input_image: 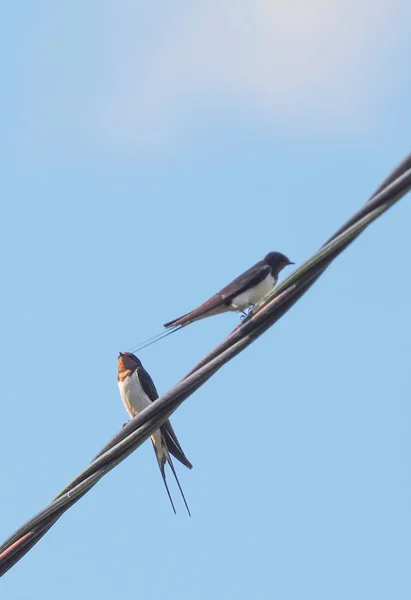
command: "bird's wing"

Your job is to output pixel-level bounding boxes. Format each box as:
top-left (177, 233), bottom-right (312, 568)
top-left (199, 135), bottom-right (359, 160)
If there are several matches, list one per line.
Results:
top-left (161, 421), bottom-right (193, 469)
top-left (218, 260), bottom-right (271, 301)
top-left (137, 365), bottom-right (159, 401)
top-left (164, 261), bottom-right (271, 328)
top-left (138, 366), bottom-right (192, 470)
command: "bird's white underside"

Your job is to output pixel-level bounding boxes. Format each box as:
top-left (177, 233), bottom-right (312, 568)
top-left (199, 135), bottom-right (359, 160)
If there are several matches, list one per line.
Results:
top-left (230, 273), bottom-right (276, 310)
top-left (118, 371), bottom-right (163, 453)
top-left (118, 370), bottom-right (151, 417)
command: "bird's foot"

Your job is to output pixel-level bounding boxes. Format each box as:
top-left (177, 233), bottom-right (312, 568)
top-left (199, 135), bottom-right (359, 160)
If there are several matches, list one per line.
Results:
top-left (240, 306), bottom-right (254, 320)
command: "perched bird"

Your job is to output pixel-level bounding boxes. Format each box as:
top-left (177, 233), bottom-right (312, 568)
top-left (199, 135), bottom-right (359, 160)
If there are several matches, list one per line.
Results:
top-left (164, 251), bottom-right (294, 329)
top-left (117, 351), bottom-right (192, 515)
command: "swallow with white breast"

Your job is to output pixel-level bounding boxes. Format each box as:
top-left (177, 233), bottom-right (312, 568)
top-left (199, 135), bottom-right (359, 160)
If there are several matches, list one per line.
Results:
top-left (164, 251), bottom-right (294, 329)
top-left (117, 352), bottom-right (192, 515)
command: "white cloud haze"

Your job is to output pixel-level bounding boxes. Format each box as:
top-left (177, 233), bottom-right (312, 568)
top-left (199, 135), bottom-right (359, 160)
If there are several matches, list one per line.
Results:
top-left (99, 0), bottom-right (408, 144)
top-left (15, 0), bottom-right (411, 153)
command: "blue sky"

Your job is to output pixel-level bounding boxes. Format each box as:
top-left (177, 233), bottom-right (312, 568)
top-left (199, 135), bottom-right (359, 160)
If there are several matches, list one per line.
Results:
top-left (2, 1), bottom-right (411, 598)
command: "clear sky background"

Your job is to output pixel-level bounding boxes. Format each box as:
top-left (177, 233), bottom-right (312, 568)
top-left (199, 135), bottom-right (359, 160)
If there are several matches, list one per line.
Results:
top-left (2, 2), bottom-right (411, 598)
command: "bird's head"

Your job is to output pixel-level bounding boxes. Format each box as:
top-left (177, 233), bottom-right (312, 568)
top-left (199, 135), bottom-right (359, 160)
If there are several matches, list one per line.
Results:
top-left (118, 351), bottom-right (142, 373)
top-left (264, 251), bottom-right (294, 274)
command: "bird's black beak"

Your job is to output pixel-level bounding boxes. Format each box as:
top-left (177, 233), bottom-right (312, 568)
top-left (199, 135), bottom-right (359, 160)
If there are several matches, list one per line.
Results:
top-left (118, 352), bottom-right (123, 357)
top-left (288, 261), bottom-right (295, 265)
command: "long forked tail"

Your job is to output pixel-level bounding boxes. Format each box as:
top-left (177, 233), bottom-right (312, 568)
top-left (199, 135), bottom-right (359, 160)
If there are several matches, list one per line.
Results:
top-left (164, 297), bottom-right (227, 329)
top-left (163, 310), bottom-right (195, 329)
top-left (166, 452), bottom-right (191, 517)
top-left (152, 440), bottom-right (177, 514)
top-left (152, 440), bottom-right (191, 516)
top-left (130, 296), bottom-right (228, 351)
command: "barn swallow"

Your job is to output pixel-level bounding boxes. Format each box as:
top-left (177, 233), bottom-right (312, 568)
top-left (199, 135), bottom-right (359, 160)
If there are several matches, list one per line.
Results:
top-left (164, 251), bottom-right (294, 329)
top-left (117, 351), bottom-right (192, 515)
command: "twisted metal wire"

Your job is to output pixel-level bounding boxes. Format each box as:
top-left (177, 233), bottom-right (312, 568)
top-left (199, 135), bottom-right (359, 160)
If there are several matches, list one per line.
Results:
top-left (1, 154), bottom-right (410, 576)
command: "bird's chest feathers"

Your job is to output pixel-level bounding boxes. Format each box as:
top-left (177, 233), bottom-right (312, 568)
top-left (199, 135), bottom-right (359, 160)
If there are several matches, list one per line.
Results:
top-left (231, 273), bottom-right (276, 309)
top-left (118, 371), bottom-right (151, 417)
